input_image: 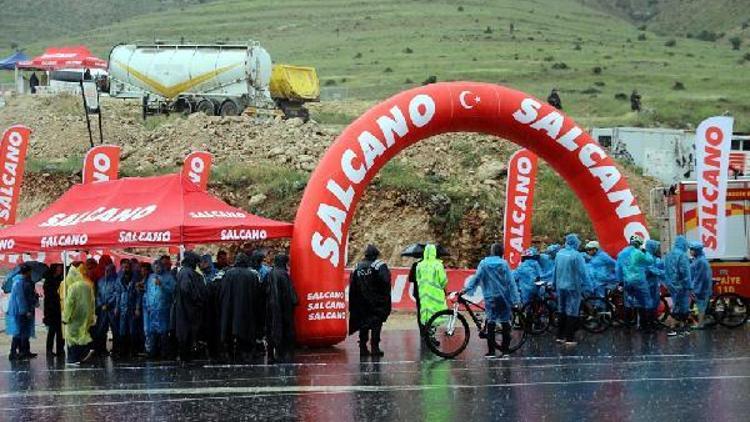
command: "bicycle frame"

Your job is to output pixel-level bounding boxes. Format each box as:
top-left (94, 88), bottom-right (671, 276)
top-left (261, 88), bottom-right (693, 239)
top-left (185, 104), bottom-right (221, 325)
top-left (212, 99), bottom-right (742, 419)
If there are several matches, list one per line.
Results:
top-left (452, 294), bottom-right (486, 331)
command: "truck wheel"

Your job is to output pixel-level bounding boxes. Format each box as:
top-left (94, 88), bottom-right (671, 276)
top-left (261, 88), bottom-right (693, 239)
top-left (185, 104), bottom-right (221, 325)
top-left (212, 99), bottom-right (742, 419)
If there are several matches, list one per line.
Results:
top-left (196, 99), bottom-right (216, 116)
top-left (220, 100), bottom-right (240, 117)
top-left (174, 98), bottom-right (193, 116)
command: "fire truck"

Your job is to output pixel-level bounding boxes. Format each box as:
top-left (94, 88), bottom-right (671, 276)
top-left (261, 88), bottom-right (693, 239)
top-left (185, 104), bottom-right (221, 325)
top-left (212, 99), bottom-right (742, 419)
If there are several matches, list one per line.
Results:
top-left (653, 177), bottom-right (750, 299)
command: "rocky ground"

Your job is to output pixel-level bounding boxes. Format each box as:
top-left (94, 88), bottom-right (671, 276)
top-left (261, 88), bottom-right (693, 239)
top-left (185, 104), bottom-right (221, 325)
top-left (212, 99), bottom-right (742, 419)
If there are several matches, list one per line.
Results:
top-left (1, 93), bottom-right (659, 267)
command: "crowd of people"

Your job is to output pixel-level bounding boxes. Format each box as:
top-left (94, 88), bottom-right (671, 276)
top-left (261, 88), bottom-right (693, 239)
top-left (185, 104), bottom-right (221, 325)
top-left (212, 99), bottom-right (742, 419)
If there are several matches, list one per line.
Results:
top-left (380, 234), bottom-right (713, 359)
top-left (5, 233), bottom-right (715, 364)
top-left (5, 248), bottom-right (298, 365)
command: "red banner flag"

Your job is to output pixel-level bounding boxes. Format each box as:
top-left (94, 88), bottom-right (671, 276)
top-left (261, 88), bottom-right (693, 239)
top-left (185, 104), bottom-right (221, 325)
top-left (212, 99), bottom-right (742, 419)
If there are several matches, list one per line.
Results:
top-left (503, 149), bottom-right (539, 269)
top-left (182, 151), bottom-right (213, 190)
top-left (82, 144), bottom-right (121, 184)
top-left (0, 125), bottom-right (31, 226)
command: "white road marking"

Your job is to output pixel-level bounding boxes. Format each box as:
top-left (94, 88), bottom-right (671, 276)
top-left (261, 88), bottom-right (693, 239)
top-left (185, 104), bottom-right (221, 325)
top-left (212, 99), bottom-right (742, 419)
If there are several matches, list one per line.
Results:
top-left (2, 373), bottom-right (749, 403)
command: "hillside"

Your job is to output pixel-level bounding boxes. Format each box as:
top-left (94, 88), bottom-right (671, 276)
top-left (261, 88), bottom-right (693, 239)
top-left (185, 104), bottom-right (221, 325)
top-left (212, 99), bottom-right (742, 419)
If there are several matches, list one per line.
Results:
top-left (5, 0), bottom-right (748, 130)
top-left (581, 0), bottom-right (750, 36)
top-left (0, 94), bottom-right (658, 267)
top-left (0, 0), bottom-right (214, 50)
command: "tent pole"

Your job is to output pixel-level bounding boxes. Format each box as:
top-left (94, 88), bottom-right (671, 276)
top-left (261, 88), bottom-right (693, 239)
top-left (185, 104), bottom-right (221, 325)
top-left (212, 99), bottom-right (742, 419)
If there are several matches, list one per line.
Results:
top-left (79, 80), bottom-right (94, 148)
top-left (62, 251), bottom-right (67, 280)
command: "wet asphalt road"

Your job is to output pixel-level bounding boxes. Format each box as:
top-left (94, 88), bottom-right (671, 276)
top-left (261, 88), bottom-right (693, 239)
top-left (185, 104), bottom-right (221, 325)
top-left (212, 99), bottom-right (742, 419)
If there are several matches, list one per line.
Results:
top-left (1, 325), bottom-right (749, 421)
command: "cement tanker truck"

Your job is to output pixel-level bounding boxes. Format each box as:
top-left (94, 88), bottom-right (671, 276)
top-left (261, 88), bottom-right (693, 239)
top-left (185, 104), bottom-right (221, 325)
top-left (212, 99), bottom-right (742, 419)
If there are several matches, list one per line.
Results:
top-left (108, 42), bottom-right (319, 119)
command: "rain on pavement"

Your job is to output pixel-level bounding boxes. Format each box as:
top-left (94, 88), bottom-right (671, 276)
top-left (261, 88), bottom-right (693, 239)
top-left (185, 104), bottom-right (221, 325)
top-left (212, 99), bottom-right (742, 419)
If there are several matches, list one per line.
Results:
top-left (1, 318), bottom-right (748, 421)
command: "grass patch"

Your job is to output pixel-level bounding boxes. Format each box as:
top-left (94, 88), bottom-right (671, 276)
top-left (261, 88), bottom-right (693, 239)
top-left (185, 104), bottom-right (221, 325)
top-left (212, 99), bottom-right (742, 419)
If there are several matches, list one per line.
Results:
top-left (26, 155), bottom-right (83, 174)
top-left (142, 114), bottom-right (185, 131)
top-left (310, 111), bottom-right (356, 125)
top-left (214, 162), bottom-right (308, 196)
top-left (532, 164), bottom-right (595, 242)
top-left (213, 162), bottom-right (309, 219)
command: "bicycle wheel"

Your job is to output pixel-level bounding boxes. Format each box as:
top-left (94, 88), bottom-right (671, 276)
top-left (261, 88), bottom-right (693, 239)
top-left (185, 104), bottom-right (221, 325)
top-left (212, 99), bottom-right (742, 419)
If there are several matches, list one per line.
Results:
top-left (494, 310), bottom-right (527, 354)
top-left (522, 301), bottom-right (551, 335)
top-left (714, 293), bottom-right (749, 328)
top-left (580, 297), bottom-right (613, 334)
top-left (424, 309), bottom-right (470, 359)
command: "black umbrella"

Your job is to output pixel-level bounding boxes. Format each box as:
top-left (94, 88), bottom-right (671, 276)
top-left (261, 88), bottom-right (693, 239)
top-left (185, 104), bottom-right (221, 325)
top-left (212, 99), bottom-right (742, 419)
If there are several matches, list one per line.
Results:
top-left (400, 243), bottom-right (451, 259)
top-left (11, 261), bottom-right (50, 283)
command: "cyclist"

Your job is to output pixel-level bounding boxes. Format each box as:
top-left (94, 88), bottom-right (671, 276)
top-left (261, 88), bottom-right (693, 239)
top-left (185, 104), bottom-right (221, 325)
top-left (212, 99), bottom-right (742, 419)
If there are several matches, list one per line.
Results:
top-left (515, 247), bottom-right (543, 305)
top-left (539, 244), bottom-right (561, 282)
top-left (689, 241), bottom-right (713, 330)
top-left (645, 240), bottom-right (665, 330)
top-left (416, 244), bottom-right (448, 344)
top-left (664, 236), bottom-right (692, 337)
top-left (583, 241), bottom-right (617, 299)
top-left (553, 234), bottom-right (589, 346)
top-left (462, 243), bottom-right (520, 358)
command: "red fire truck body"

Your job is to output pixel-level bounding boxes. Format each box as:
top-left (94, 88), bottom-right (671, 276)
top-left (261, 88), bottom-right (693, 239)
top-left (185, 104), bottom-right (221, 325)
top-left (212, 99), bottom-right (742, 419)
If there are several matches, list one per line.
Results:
top-left (666, 179), bottom-right (750, 298)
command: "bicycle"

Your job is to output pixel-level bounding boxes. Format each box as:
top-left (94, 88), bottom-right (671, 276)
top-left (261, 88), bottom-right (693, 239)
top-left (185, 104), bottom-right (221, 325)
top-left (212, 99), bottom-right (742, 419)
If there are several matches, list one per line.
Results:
top-left (689, 292), bottom-right (748, 328)
top-left (521, 281), bottom-right (559, 335)
top-left (424, 291), bottom-right (528, 359)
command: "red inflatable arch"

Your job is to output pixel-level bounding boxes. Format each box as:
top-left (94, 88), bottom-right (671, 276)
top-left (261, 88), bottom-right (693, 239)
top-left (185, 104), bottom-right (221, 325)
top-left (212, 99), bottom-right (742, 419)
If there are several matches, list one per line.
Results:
top-left (291, 82), bottom-right (649, 346)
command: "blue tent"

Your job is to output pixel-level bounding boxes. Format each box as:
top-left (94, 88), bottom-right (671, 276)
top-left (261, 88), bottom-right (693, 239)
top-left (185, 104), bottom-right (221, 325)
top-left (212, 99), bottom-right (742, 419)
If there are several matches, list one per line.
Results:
top-left (0, 51), bottom-right (29, 70)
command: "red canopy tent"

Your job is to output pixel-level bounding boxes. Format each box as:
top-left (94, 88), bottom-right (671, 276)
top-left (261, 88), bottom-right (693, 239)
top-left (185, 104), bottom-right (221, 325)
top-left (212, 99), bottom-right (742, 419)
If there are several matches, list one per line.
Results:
top-left (0, 174), bottom-right (293, 253)
top-left (16, 45), bottom-right (107, 71)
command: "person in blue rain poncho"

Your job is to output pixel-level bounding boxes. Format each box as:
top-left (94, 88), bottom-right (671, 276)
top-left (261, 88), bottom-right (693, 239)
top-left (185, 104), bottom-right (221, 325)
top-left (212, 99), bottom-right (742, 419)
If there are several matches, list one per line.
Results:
top-left (689, 241), bottom-right (713, 329)
top-left (552, 234), bottom-right (589, 346)
top-left (539, 244), bottom-right (561, 282)
top-left (95, 263), bottom-right (124, 356)
top-left (664, 236), bottom-right (692, 336)
top-left (6, 264), bottom-right (39, 359)
top-left (514, 248), bottom-right (543, 305)
top-left (645, 240), bottom-right (666, 330)
top-left (583, 241), bottom-right (617, 299)
top-left (462, 243), bottom-right (521, 358)
top-left (619, 235), bottom-right (656, 331)
top-left (143, 256), bottom-right (176, 359)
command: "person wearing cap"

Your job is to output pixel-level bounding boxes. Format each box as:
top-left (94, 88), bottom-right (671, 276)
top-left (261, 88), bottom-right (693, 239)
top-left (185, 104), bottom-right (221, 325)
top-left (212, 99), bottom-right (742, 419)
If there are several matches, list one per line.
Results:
top-left (553, 234), bottom-right (590, 346)
top-left (514, 247), bottom-right (543, 305)
top-left (583, 241), bottom-right (617, 299)
top-left (348, 245), bottom-right (392, 357)
top-left (688, 241), bottom-right (713, 329)
top-left (619, 235), bottom-right (656, 332)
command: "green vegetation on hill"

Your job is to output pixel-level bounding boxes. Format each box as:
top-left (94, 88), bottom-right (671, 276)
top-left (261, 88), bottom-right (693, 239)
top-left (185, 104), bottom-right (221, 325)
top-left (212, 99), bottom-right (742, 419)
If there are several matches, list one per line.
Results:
top-left (582, 0), bottom-right (750, 37)
top-left (0, 0), bottom-right (213, 50)
top-left (6, 0), bottom-right (746, 130)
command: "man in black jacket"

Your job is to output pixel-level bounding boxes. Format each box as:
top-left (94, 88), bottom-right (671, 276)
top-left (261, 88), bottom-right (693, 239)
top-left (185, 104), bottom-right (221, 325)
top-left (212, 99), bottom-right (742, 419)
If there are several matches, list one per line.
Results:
top-left (219, 253), bottom-right (261, 361)
top-left (265, 255), bottom-right (297, 363)
top-left (43, 264), bottom-right (65, 357)
top-left (172, 251), bottom-right (207, 362)
top-left (349, 245), bottom-right (392, 357)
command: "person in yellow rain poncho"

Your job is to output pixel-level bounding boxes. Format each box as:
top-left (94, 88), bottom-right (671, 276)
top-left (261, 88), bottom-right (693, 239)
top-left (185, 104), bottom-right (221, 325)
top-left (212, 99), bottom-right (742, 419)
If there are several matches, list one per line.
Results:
top-left (61, 265), bottom-right (96, 365)
top-left (416, 244), bottom-right (448, 341)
